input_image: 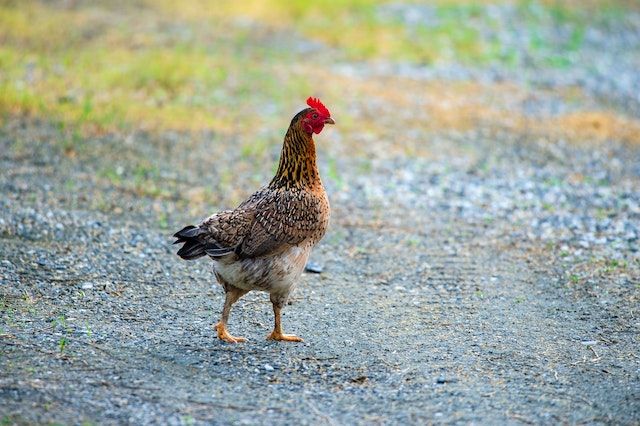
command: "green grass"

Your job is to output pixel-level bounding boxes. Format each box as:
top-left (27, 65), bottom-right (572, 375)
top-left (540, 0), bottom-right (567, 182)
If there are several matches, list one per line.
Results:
top-left (206, 0), bottom-right (490, 64)
top-left (0, 0), bottom-right (636, 134)
top-left (0, 1), bottom-right (313, 133)
top-left (98, 162), bottom-right (173, 199)
top-left (58, 337), bottom-right (68, 353)
top-left (208, 0), bottom-right (614, 66)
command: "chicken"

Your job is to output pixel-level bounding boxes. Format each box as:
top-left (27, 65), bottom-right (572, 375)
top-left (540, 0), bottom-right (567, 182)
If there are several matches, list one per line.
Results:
top-left (173, 97), bottom-right (334, 343)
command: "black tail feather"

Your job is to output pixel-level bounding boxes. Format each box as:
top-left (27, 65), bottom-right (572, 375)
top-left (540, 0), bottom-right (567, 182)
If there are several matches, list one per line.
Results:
top-left (204, 247), bottom-right (234, 257)
top-left (176, 240), bottom-right (206, 260)
top-left (173, 225), bottom-right (205, 259)
top-left (173, 225), bottom-right (233, 260)
top-left (173, 225), bottom-right (202, 239)
top-left (173, 225), bottom-right (201, 244)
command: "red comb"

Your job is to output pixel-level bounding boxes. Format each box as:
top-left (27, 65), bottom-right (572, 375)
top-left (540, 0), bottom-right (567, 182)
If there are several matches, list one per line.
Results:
top-left (306, 97), bottom-right (331, 117)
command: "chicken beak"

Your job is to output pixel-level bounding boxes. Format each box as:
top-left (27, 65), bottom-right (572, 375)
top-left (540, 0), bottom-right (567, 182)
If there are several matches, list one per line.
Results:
top-left (324, 117), bottom-right (335, 125)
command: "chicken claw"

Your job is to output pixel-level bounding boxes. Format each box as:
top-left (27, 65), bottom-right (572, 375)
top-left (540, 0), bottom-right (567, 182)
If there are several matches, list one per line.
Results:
top-left (215, 322), bottom-right (247, 343)
top-left (267, 331), bottom-right (303, 342)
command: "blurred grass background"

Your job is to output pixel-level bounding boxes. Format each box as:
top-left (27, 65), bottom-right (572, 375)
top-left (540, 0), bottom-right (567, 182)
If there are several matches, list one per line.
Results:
top-left (1, 0), bottom-right (639, 248)
top-left (1, 0), bottom-right (638, 139)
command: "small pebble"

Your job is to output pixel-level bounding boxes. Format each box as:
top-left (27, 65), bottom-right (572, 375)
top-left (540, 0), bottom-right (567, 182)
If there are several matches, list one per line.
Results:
top-left (305, 261), bottom-right (323, 274)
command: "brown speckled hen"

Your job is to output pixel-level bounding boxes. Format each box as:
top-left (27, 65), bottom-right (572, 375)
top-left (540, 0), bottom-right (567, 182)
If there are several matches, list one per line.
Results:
top-left (173, 97), bottom-right (334, 343)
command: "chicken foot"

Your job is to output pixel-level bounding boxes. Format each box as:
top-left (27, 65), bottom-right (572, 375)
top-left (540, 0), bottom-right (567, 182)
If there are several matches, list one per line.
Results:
top-left (215, 286), bottom-right (248, 343)
top-left (267, 297), bottom-right (303, 342)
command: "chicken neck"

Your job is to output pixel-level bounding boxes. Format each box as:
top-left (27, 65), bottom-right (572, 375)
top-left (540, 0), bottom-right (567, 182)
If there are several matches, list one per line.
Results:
top-left (270, 125), bottom-right (321, 190)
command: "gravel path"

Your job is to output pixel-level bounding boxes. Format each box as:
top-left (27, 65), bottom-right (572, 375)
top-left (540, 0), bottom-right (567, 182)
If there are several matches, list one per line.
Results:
top-left (1, 121), bottom-right (638, 424)
top-left (2, 2), bottom-right (640, 425)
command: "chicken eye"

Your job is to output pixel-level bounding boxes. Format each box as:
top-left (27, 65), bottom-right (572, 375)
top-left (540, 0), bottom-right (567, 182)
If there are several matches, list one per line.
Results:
top-left (312, 113), bottom-right (318, 119)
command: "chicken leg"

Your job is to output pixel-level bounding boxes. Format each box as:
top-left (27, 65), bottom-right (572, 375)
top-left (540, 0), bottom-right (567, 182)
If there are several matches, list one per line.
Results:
top-left (215, 285), bottom-right (248, 343)
top-left (267, 295), bottom-right (303, 342)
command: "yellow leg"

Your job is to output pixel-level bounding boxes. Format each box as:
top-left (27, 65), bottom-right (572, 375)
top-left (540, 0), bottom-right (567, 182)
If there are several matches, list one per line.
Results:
top-left (215, 286), bottom-right (248, 343)
top-left (267, 302), bottom-right (303, 342)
